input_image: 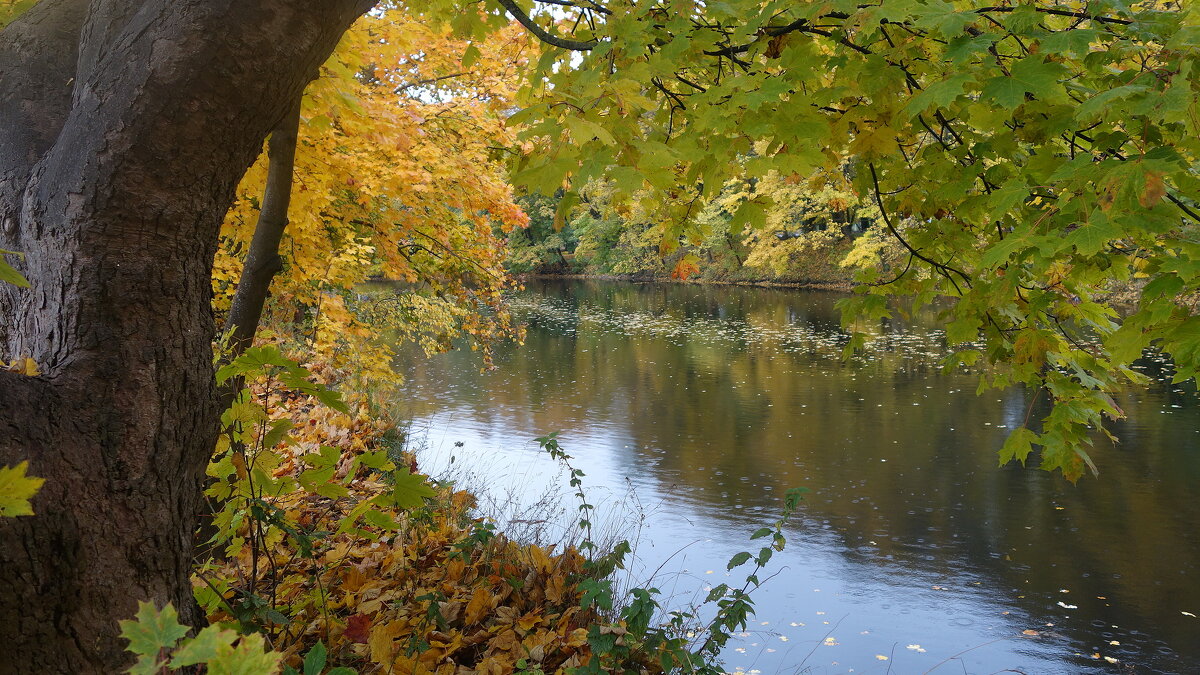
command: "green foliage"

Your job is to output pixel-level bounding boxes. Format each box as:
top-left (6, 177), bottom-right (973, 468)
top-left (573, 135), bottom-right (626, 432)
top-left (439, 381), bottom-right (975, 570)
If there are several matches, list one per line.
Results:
top-left (506, 192), bottom-right (581, 274)
top-left (216, 346), bottom-right (349, 414)
top-left (0, 249), bottom-right (29, 288)
top-left (510, 176), bottom-right (878, 283)
top-left (474, 0), bottom-right (1200, 479)
top-left (0, 0), bottom-right (36, 30)
top-left (119, 601), bottom-right (283, 675)
top-left (202, 344), bottom-right (435, 637)
top-left (383, 468), bottom-right (439, 509)
top-left (0, 461), bottom-right (43, 517)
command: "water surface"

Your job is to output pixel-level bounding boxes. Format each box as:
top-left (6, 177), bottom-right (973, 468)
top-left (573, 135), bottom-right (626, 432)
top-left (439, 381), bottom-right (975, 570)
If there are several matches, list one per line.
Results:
top-left (394, 279), bottom-right (1200, 674)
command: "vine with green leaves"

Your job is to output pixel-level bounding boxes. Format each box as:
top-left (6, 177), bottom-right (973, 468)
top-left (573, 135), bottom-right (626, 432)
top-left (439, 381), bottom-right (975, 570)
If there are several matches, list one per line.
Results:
top-left (537, 432), bottom-right (807, 674)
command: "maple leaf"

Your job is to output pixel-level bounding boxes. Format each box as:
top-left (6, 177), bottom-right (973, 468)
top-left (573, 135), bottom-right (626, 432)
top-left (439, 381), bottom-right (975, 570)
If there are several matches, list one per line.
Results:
top-left (1140, 171), bottom-right (1167, 208)
top-left (0, 461), bottom-right (44, 517)
top-left (0, 248), bottom-right (29, 288)
top-left (981, 57), bottom-right (1067, 109)
top-left (119, 602), bottom-right (189, 658)
top-left (389, 468), bottom-right (438, 509)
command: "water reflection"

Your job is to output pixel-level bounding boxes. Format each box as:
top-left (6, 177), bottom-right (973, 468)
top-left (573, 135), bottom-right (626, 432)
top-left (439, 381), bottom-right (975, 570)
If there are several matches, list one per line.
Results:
top-left (395, 279), bottom-right (1200, 674)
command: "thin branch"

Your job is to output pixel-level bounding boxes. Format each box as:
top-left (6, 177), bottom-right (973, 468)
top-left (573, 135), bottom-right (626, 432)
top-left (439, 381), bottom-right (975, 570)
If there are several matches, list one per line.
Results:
top-left (975, 6), bottom-right (1132, 25)
top-left (498, 0), bottom-right (598, 51)
top-left (535, 0), bottom-right (611, 15)
top-left (869, 162), bottom-right (971, 290)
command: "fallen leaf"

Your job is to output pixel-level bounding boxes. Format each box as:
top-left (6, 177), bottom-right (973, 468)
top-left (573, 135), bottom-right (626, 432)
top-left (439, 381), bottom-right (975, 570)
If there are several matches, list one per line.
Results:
top-left (344, 613), bottom-right (371, 643)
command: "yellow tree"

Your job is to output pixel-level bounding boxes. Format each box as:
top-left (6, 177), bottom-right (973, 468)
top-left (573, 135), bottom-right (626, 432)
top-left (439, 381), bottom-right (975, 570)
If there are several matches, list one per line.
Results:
top-left (215, 11), bottom-right (532, 387)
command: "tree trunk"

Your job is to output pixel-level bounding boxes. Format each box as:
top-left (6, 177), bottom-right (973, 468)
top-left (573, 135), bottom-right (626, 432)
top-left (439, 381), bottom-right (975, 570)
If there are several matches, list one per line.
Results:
top-left (0, 1), bottom-right (373, 672)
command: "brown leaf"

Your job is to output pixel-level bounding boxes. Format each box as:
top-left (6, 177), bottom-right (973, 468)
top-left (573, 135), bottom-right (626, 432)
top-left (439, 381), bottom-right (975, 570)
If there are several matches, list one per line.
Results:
top-left (1140, 171), bottom-right (1166, 208)
top-left (764, 33), bottom-right (789, 59)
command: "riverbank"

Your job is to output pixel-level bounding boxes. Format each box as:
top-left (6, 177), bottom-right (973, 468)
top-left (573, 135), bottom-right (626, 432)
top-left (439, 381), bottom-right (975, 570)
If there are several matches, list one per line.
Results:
top-left (519, 272), bottom-right (855, 292)
top-left (195, 355), bottom-right (705, 674)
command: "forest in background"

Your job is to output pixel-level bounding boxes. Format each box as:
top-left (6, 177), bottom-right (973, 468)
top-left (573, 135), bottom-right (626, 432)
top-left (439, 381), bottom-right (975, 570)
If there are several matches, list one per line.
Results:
top-left (505, 174), bottom-right (891, 287)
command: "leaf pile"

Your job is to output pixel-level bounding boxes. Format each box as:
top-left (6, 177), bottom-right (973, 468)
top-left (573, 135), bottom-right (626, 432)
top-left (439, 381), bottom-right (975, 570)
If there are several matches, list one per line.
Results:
top-left (197, 353), bottom-right (660, 674)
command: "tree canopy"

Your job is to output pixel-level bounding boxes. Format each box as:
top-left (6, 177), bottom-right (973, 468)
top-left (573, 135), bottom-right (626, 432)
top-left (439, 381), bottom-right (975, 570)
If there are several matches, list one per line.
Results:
top-left (214, 10), bottom-right (532, 386)
top-left (451, 0), bottom-right (1200, 479)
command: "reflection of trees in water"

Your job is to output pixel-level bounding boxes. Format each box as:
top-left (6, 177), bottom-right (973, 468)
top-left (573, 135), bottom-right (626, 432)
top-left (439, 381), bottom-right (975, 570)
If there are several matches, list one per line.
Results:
top-left (399, 279), bottom-right (1200, 672)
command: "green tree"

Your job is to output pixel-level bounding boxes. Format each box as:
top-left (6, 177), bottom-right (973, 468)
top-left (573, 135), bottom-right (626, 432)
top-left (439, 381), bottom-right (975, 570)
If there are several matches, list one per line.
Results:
top-left (485, 0), bottom-right (1200, 479)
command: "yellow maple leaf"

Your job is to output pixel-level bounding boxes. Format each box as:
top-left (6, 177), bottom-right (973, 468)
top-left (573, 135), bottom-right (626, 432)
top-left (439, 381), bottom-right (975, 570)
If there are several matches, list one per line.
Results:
top-left (0, 461), bottom-right (44, 517)
top-left (368, 620), bottom-right (401, 664)
top-left (464, 585), bottom-right (494, 625)
top-left (3, 357), bottom-right (39, 376)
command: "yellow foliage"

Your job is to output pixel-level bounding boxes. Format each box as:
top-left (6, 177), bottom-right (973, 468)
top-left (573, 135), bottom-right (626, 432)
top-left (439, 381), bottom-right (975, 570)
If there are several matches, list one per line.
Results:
top-left (215, 12), bottom-right (534, 386)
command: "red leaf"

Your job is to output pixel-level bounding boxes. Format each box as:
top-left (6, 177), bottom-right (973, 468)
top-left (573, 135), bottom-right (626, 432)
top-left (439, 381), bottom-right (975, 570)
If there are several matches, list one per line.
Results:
top-left (344, 613), bottom-right (371, 643)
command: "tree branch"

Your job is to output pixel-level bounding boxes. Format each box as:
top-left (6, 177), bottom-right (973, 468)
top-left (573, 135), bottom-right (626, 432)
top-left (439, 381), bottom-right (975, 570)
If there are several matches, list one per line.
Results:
top-left (224, 96), bottom-right (303, 362)
top-left (497, 0), bottom-right (598, 51)
top-left (0, 0), bottom-right (87, 206)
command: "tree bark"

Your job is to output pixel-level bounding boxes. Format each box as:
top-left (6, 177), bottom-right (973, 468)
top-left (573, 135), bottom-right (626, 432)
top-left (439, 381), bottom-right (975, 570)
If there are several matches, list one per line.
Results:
top-left (225, 96), bottom-right (303, 359)
top-left (0, 1), bottom-right (374, 672)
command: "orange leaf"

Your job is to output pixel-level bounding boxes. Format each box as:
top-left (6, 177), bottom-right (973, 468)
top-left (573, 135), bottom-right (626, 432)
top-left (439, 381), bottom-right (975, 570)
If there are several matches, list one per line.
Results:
top-left (671, 255), bottom-right (700, 280)
top-left (464, 586), bottom-right (494, 625)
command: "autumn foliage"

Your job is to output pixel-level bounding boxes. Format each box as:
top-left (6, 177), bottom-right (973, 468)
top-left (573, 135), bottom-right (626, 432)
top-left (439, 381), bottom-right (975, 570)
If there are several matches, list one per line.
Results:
top-left (192, 347), bottom-right (661, 674)
top-left (213, 11), bottom-right (532, 386)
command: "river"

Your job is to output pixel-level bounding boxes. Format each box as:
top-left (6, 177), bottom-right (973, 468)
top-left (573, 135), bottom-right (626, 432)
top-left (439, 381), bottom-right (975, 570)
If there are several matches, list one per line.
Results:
top-left (392, 278), bottom-right (1200, 674)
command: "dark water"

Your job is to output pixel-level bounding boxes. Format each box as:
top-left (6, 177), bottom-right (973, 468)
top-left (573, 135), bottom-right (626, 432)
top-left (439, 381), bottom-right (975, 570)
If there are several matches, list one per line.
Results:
top-left (394, 279), bottom-right (1200, 674)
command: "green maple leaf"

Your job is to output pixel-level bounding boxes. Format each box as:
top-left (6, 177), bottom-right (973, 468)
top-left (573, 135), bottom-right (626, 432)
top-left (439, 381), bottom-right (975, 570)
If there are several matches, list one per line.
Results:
top-left (904, 73), bottom-right (974, 118)
top-left (913, 0), bottom-right (973, 36)
top-left (1066, 213), bottom-right (1119, 256)
top-left (118, 602), bottom-right (189, 658)
top-left (981, 57), bottom-right (1066, 109)
top-left (169, 626), bottom-right (238, 668)
top-left (1038, 28), bottom-right (1100, 56)
top-left (390, 469), bottom-right (438, 510)
top-left (0, 461), bottom-right (44, 517)
top-left (204, 633), bottom-right (282, 675)
top-left (999, 427), bottom-right (1040, 466)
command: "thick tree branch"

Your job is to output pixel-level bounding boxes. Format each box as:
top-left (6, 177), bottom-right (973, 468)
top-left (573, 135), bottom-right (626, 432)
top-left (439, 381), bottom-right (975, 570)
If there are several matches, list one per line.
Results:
top-left (224, 96), bottom-right (303, 362)
top-left (0, 0), bottom-right (87, 226)
top-left (74, 0), bottom-right (155, 85)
